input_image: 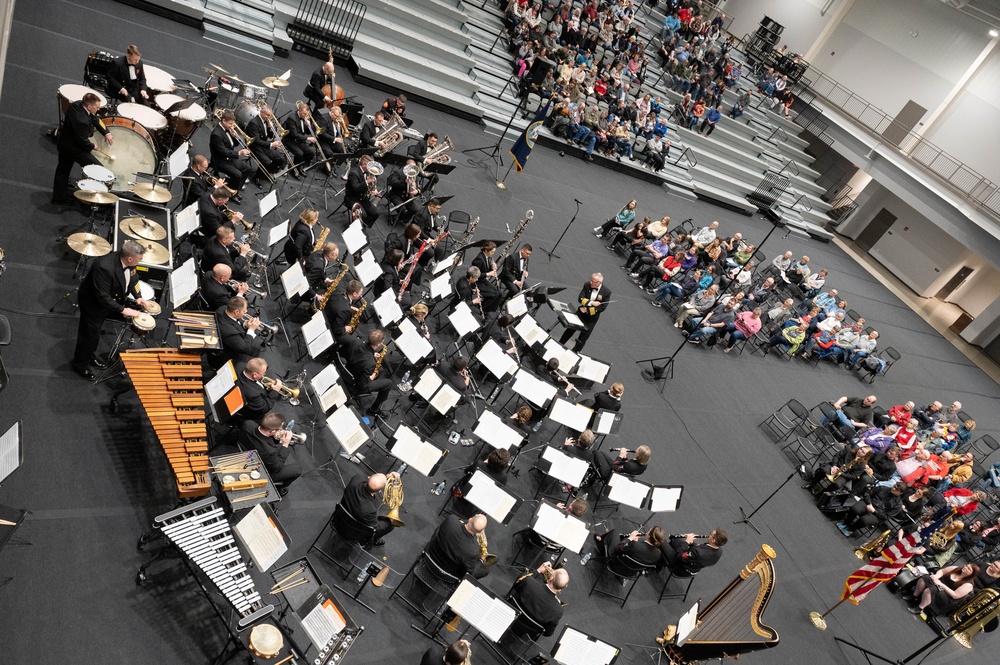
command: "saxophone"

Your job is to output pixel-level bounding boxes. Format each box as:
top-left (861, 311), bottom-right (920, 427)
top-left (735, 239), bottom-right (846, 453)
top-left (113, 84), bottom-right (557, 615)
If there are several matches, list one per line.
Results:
top-left (347, 297), bottom-right (367, 330)
top-left (312, 262), bottom-right (350, 313)
top-left (372, 342), bottom-right (388, 379)
top-left (312, 226), bottom-right (330, 253)
top-left (476, 531), bottom-right (499, 567)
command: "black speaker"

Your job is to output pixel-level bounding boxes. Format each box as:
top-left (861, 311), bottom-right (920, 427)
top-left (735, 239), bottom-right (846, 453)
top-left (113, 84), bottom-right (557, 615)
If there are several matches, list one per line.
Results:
top-left (528, 57), bottom-right (555, 86)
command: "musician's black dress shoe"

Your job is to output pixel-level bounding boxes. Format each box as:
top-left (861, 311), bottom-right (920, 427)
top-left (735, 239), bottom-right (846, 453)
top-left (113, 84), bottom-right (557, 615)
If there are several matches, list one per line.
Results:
top-left (231, 193), bottom-right (243, 205)
top-left (372, 539), bottom-right (386, 548)
top-left (91, 358), bottom-right (108, 369)
top-left (75, 367), bottom-right (97, 381)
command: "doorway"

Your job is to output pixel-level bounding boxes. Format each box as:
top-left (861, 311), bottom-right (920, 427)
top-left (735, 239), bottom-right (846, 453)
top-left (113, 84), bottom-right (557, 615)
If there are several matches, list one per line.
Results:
top-left (856, 208), bottom-right (896, 252)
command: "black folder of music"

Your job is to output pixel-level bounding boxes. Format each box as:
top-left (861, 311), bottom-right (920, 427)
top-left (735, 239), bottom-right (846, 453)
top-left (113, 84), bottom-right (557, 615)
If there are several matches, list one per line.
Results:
top-left (551, 625), bottom-right (620, 665)
top-left (293, 584), bottom-right (364, 665)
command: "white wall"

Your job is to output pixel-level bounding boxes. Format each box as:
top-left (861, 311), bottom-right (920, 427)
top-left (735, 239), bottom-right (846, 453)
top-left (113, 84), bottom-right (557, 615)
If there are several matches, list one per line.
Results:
top-left (723, 0), bottom-right (836, 55)
top-left (0, 0), bottom-right (15, 101)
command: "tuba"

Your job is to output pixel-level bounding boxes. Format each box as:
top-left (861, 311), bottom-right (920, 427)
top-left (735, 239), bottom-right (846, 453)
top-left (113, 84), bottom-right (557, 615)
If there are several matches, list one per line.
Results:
top-left (476, 531), bottom-right (498, 567)
top-left (379, 475), bottom-right (405, 527)
top-left (373, 112), bottom-right (406, 157)
top-left (951, 588), bottom-right (1000, 648)
top-left (422, 136), bottom-right (455, 166)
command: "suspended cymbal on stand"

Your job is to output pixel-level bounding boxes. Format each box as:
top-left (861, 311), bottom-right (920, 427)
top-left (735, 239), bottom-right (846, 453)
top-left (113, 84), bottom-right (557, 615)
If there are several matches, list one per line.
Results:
top-left (262, 76), bottom-right (289, 89)
top-left (120, 216), bottom-right (167, 241)
top-left (207, 63), bottom-right (230, 75)
top-left (131, 183), bottom-right (173, 204)
top-left (138, 241), bottom-right (170, 266)
top-left (73, 190), bottom-right (120, 206)
top-left (67, 233), bottom-right (112, 257)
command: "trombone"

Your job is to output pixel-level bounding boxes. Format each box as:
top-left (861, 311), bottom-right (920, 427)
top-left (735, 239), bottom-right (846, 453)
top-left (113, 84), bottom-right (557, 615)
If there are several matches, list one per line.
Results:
top-left (215, 108), bottom-right (274, 183)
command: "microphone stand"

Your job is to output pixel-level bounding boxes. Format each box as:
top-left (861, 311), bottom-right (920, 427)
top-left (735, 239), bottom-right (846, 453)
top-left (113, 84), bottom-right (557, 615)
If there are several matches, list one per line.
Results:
top-left (732, 469), bottom-right (797, 535)
top-left (541, 199), bottom-right (581, 261)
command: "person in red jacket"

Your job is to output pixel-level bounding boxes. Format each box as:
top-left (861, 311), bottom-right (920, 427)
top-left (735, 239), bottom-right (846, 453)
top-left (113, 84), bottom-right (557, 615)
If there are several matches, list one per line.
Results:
top-left (943, 488), bottom-right (987, 516)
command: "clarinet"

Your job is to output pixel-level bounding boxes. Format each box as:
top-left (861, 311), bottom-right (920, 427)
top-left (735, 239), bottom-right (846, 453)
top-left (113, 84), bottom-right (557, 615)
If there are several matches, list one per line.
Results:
top-left (492, 210), bottom-right (534, 287)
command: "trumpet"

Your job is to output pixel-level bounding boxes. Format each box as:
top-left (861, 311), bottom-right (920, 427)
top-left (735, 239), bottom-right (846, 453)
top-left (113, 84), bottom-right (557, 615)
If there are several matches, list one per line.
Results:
top-left (202, 171), bottom-right (237, 197)
top-left (275, 428), bottom-right (307, 444)
top-left (227, 279), bottom-right (266, 298)
top-left (233, 240), bottom-right (264, 261)
top-left (221, 204), bottom-right (253, 231)
top-left (261, 376), bottom-right (301, 403)
top-left (241, 313), bottom-right (278, 334)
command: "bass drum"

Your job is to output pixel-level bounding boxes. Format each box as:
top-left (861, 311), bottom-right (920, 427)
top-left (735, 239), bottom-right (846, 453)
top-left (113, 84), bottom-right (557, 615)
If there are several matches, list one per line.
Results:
top-left (234, 99), bottom-right (259, 128)
top-left (90, 117), bottom-right (158, 192)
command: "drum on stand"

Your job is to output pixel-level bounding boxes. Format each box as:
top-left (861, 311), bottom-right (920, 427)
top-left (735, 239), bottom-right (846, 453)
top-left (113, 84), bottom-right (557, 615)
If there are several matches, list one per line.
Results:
top-left (144, 65), bottom-right (177, 94)
top-left (58, 84), bottom-right (108, 116)
top-left (76, 179), bottom-right (109, 193)
top-left (91, 117), bottom-right (159, 191)
top-left (216, 78), bottom-right (241, 109)
top-left (155, 93), bottom-right (207, 147)
top-left (234, 99), bottom-right (259, 127)
top-left (82, 164), bottom-right (116, 189)
top-left (117, 103), bottom-right (168, 133)
top-left (239, 82), bottom-right (268, 104)
top-left (130, 312), bottom-right (157, 337)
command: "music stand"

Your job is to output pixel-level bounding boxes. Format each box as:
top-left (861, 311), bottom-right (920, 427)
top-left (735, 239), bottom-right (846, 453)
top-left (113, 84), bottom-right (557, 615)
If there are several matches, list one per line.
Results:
top-left (444, 575), bottom-right (518, 643)
top-left (552, 625), bottom-right (621, 665)
top-left (386, 424), bottom-right (448, 477)
top-left (462, 469), bottom-right (523, 525)
top-left (535, 446), bottom-right (590, 500)
top-left (232, 502), bottom-right (290, 572)
top-left (0, 505), bottom-right (29, 589)
top-left (335, 545), bottom-right (401, 613)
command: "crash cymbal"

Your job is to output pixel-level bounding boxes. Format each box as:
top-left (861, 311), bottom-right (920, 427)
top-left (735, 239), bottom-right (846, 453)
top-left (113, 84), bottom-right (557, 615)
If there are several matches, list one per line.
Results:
top-left (73, 190), bottom-right (119, 205)
top-left (262, 76), bottom-right (289, 88)
top-left (120, 216), bottom-right (167, 241)
top-left (208, 63), bottom-right (230, 75)
top-left (138, 241), bottom-right (170, 266)
top-left (67, 232), bottom-right (112, 257)
top-left (131, 183), bottom-right (173, 204)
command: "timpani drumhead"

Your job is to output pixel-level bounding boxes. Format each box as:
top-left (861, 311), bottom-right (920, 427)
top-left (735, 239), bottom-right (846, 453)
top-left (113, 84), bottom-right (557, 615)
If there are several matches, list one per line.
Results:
top-left (58, 84), bottom-right (107, 114)
top-left (91, 117), bottom-right (158, 191)
top-left (144, 65), bottom-right (177, 93)
top-left (118, 102), bottom-right (168, 131)
top-left (248, 624), bottom-right (283, 659)
top-left (82, 164), bottom-right (115, 186)
top-left (76, 179), bottom-right (109, 192)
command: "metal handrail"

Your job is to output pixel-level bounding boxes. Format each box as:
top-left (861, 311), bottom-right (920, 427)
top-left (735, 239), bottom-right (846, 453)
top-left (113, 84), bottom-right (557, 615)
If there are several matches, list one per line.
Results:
top-left (798, 68), bottom-right (1000, 221)
top-left (777, 159), bottom-right (799, 178)
top-left (767, 125), bottom-right (787, 143)
top-left (672, 146), bottom-right (698, 168)
top-left (790, 194), bottom-right (812, 213)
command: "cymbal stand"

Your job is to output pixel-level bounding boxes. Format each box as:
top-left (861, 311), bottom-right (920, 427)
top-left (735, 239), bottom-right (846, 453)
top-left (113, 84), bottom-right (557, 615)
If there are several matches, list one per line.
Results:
top-left (95, 321), bottom-right (147, 386)
top-left (278, 160), bottom-right (318, 213)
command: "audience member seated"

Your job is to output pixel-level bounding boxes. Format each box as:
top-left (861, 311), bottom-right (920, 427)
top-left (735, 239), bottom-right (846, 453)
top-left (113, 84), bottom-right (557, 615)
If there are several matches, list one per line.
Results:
top-left (905, 564), bottom-right (979, 617)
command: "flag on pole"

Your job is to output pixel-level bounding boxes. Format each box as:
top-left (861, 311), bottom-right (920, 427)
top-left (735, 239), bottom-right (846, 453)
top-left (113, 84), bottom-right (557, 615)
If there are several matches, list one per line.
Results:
top-left (840, 510), bottom-right (952, 605)
top-left (509, 100), bottom-right (551, 173)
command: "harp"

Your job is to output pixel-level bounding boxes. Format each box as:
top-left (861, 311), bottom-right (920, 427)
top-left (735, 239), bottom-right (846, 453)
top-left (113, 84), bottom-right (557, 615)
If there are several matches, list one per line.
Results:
top-left (658, 545), bottom-right (779, 664)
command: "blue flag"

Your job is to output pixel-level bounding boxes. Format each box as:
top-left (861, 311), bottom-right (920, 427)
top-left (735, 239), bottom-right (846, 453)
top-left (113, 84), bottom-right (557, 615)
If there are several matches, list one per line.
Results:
top-left (510, 100), bottom-right (551, 173)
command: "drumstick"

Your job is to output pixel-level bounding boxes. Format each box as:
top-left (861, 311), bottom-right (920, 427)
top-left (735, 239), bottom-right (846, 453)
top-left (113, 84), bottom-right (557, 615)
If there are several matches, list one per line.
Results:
top-left (273, 655), bottom-right (294, 665)
top-left (270, 578), bottom-right (309, 594)
top-left (0, 519), bottom-right (16, 526)
top-left (93, 146), bottom-right (116, 162)
top-left (271, 565), bottom-right (308, 590)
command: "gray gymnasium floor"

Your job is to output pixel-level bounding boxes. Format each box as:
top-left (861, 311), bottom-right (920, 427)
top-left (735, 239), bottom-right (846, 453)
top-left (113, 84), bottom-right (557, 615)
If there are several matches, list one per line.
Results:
top-left (1, 1), bottom-right (998, 664)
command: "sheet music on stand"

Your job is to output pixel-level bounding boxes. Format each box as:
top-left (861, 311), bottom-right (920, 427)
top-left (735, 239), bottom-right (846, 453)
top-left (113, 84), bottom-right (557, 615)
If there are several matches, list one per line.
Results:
top-left (433, 253), bottom-right (458, 275)
top-left (167, 142), bottom-right (189, 180)
top-left (675, 601), bottom-right (701, 647)
top-left (465, 469), bottom-right (521, 525)
top-left (531, 499), bottom-right (589, 554)
top-left (387, 424), bottom-right (446, 476)
top-left (514, 314), bottom-right (549, 348)
top-left (205, 361), bottom-right (238, 422)
top-left (259, 190), bottom-right (278, 219)
top-left (649, 485), bottom-right (684, 512)
top-left (342, 220), bottom-right (368, 254)
top-left (326, 405), bottom-right (370, 455)
top-left (446, 576), bottom-right (517, 643)
top-left (607, 473), bottom-right (651, 509)
top-left (593, 409), bottom-right (622, 436)
top-left (543, 340), bottom-right (580, 375)
top-left (552, 625), bottom-right (620, 665)
top-left (354, 249), bottom-right (382, 286)
top-left (268, 219), bottom-right (290, 247)
top-left (472, 410), bottom-right (524, 451)
top-left (414, 368), bottom-right (443, 401)
top-left (233, 502), bottom-right (290, 572)
top-left (0, 421), bottom-right (23, 484)
top-left (373, 289), bottom-right (404, 326)
top-left (475, 339), bottom-right (518, 381)
top-left (539, 446), bottom-right (590, 488)
top-left (301, 310), bottom-right (333, 358)
top-left (511, 369), bottom-right (557, 409)
top-left (549, 398), bottom-right (593, 432)
top-left (298, 584), bottom-right (350, 651)
top-left (311, 364), bottom-right (347, 413)
top-left (173, 202), bottom-right (198, 240)
top-left (280, 261), bottom-right (309, 298)
top-left (168, 257), bottom-right (198, 308)
top-left (428, 272), bottom-right (452, 300)
top-left (558, 310), bottom-right (585, 331)
top-left (572, 355), bottom-right (611, 384)
top-left (396, 318), bottom-right (434, 364)
top-left (448, 302), bottom-right (481, 339)
top-left (505, 293), bottom-right (528, 318)
top-left (429, 383), bottom-right (461, 415)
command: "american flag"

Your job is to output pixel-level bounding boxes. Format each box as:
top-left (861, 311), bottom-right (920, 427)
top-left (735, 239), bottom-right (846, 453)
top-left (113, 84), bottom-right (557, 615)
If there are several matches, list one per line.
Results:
top-left (841, 510), bottom-right (952, 605)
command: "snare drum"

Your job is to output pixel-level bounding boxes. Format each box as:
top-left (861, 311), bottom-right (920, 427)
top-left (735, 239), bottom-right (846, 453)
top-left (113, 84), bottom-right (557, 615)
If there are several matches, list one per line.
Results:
top-left (155, 94), bottom-right (207, 142)
top-left (91, 117), bottom-right (158, 191)
top-left (239, 82), bottom-right (268, 103)
top-left (234, 99), bottom-right (259, 127)
top-left (58, 84), bottom-right (107, 116)
top-left (144, 65), bottom-right (177, 94)
top-left (82, 164), bottom-right (115, 188)
top-left (118, 102), bottom-right (168, 132)
top-left (130, 312), bottom-right (157, 337)
top-left (76, 179), bottom-right (109, 192)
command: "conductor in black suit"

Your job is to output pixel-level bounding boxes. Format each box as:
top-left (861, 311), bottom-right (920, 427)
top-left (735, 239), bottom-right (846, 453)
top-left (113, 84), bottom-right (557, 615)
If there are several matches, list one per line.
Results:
top-left (240, 412), bottom-right (302, 494)
top-left (210, 110), bottom-right (253, 196)
top-left (212, 296), bottom-right (264, 369)
top-left (337, 471), bottom-right (400, 547)
top-left (243, 106), bottom-right (287, 178)
top-left (200, 264), bottom-right (244, 311)
top-left (344, 154), bottom-right (380, 227)
top-left (52, 92), bottom-right (112, 205)
top-left (558, 273), bottom-right (611, 351)
top-left (507, 561), bottom-right (568, 639)
top-left (303, 61), bottom-right (335, 113)
top-left (501, 244), bottom-right (532, 295)
top-left (346, 330), bottom-right (393, 415)
top-left (425, 514), bottom-right (490, 580)
top-left (105, 44), bottom-right (148, 103)
top-left (71, 240), bottom-right (147, 380)
top-left (201, 227), bottom-right (251, 281)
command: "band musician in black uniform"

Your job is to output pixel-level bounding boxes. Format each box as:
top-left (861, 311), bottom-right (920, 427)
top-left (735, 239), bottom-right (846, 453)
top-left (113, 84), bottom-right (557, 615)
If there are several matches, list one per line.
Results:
top-left (201, 227), bottom-right (251, 281)
top-left (200, 264), bottom-right (246, 311)
top-left (325, 279), bottom-right (364, 348)
top-left (373, 249), bottom-right (411, 308)
top-left (198, 187), bottom-right (243, 238)
top-left (558, 273), bottom-right (611, 352)
top-left (105, 44), bottom-right (148, 104)
top-left (381, 93), bottom-right (407, 120)
top-left (419, 640), bottom-right (470, 665)
top-left (386, 159), bottom-right (421, 225)
top-left (284, 208), bottom-right (320, 265)
top-left (71, 240), bottom-right (147, 380)
top-left (594, 525), bottom-right (667, 570)
top-left (315, 106), bottom-right (348, 175)
top-left (52, 92), bottom-right (112, 205)
top-left (336, 471), bottom-right (401, 547)
top-left (471, 241), bottom-right (502, 313)
top-left (507, 561), bottom-right (569, 640)
top-left (210, 110), bottom-right (253, 197)
top-left (244, 105), bottom-right (288, 179)
top-left (240, 412), bottom-right (302, 495)
top-left (405, 131), bottom-right (441, 192)
top-left (236, 357), bottom-right (287, 422)
top-left (593, 445), bottom-right (650, 482)
top-left (178, 155), bottom-right (216, 209)
top-left (283, 103), bottom-right (319, 172)
top-left (425, 514), bottom-right (491, 580)
top-left (501, 244), bottom-right (532, 295)
top-left (303, 60), bottom-right (335, 113)
top-left (304, 243), bottom-right (342, 305)
top-left (359, 112), bottom-right (386, 149)
top-left (346, 329), bottom-right (393, 416)
top-left (212, 296), bottom-right (264, 369)
top-left (345, 154), bottom-right (380, 227)
top-left (454, 266), bottom-right (484, 316)
top-left (661, 529), bottom-right (727, 575)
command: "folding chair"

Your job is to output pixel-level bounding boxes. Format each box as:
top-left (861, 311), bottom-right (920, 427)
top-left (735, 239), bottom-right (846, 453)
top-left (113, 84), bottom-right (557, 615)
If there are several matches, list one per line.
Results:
top-left (589, 554), bottom-right (656, 607)
top-left (657, 567), bottom-right (698, 603)
top-left (758, 398), bottom-right (810, 443)
top-left (310, 503), bottom-right (377, 574)
top-left (390, 551), bottom-right (460, 620)
top-left (970, 435), bottom-right (1000, 459)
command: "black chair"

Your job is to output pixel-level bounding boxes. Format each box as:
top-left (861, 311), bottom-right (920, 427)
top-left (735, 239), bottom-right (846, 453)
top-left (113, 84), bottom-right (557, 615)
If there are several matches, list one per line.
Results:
top-left (657, 567), bottom-right (698, 603)
top-left (845, 309), bottom-right (861, 325)
top-left (310, 503), bottom-right (377, 573)
top-left (859, 347), bottom-right (900, 384)
top-left (589, 554), bottom-right (656, 607)
top-left (759, 398), bottom-right (811, 443)
top-left (780, 435), bottom-right (826, 469)
top-left (0, 315), bottom-right (11, 346)
top-left (958, 410), bottom-right (974, 425)
top-left (390, 551), bottom-right (461, 620)
top-left (333, 349), bottom-right (375, 415)
top-left (970, 435), bottom-right (1000, 459)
